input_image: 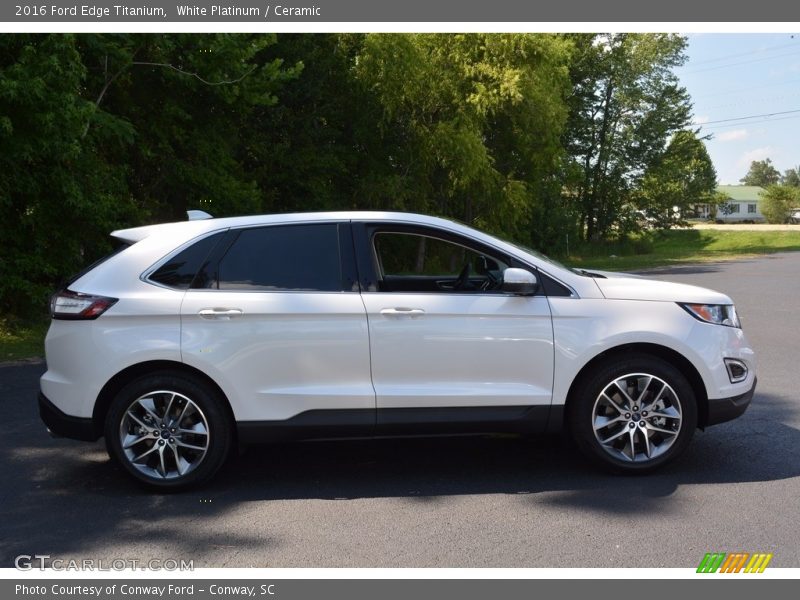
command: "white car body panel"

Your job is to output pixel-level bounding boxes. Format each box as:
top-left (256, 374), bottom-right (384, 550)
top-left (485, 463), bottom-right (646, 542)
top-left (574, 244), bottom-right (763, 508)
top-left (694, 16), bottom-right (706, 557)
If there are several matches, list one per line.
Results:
top-left (361, 293), bottom-right (553, 409)
top-left (549, 298), bottom-right (756, 410)
top-left (41, 285), bottom-right (184, 418)
top-left (594, 275), bottom-right (732, 304)
top-left (180, 290), bottom-right (373, 421)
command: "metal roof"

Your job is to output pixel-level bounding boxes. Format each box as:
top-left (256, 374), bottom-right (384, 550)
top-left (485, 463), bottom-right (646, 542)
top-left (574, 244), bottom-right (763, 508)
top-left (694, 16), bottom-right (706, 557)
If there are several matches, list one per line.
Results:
top-left (716, 185), bottom-right (765, 202)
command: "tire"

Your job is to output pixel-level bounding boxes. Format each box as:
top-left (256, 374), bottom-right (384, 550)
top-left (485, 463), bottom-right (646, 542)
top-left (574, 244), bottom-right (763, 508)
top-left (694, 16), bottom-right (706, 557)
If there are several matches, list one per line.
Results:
top-left (104, 371), bottom-right (233, 490)
top-left (567, 355), bottom-right (698, 473)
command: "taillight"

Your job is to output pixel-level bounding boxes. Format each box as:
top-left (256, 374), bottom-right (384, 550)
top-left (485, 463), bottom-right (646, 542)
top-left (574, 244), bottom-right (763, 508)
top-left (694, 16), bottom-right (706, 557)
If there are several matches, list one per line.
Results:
top-left (50, 290), bottom-right (118, 320)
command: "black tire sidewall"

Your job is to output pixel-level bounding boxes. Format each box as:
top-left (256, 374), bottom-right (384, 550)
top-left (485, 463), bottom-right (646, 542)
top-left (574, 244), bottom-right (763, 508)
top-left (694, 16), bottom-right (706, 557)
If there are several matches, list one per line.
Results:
top-left (568, 355), bottom-right (698, 473)
top-left (104, 371), bottom-right (232, 490)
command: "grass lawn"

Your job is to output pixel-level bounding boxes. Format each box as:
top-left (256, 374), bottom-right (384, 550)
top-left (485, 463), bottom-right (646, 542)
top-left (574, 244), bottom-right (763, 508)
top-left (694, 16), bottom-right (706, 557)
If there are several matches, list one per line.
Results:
top-left (561, 229), bottom-right (800, 271)
top-left (0, 319), bottom-right (48, 362)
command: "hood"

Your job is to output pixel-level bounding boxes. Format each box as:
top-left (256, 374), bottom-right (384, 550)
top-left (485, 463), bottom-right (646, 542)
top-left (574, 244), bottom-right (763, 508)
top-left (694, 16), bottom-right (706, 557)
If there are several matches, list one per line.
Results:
top-left (593, 272), bottom-right (732, 304)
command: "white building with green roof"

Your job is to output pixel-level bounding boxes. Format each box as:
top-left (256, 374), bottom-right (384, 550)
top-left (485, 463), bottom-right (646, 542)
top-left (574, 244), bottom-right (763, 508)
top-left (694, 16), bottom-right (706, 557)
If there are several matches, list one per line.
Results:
top-left (695, 185), bottom-right (766, 222)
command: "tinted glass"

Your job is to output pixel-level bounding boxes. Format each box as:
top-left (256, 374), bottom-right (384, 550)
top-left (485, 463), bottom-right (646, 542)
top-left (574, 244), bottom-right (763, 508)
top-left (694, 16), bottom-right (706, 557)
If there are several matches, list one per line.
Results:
top-left (375, 233), bottom-right (506, 277)
top-left (218, 224), bottom-right (342, 291)
top-left (150, 232), bottom-right (224, 289)
top-left (371, 231), bottom-right (508, 294)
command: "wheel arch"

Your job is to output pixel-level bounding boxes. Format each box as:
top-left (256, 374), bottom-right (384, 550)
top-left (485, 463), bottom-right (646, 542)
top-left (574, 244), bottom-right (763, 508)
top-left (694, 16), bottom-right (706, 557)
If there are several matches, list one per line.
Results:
top-left (563, 343), bottom-right (710, 429)
top-left (93, 360), bottom-right (237, 439)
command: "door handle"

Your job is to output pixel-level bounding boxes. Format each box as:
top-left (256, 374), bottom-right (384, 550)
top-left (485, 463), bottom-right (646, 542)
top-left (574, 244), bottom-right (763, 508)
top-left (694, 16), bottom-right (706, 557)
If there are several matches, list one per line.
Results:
top-left (198, 308), bottom-right (243, 320)
top-left (380, 307), bottom-right (425, 318)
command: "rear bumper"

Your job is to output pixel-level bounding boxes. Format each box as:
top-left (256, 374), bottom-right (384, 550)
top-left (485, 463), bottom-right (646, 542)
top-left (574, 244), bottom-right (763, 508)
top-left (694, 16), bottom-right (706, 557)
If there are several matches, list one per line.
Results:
top-left (705, 377), bottom-right (757, 427)
top-left (38, 392), bottom-right (100, 442)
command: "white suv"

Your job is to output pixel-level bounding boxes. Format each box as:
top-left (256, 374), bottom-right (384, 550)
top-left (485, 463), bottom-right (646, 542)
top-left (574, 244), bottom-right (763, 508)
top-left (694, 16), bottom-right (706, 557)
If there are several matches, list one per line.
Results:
top-left (40, 211), bottom-right (757, 489)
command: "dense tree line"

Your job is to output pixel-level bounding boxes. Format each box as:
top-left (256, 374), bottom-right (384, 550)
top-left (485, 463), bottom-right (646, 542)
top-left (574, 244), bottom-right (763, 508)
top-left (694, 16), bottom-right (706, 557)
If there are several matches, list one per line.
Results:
top-left (0, 33), bottom-right (716, 316)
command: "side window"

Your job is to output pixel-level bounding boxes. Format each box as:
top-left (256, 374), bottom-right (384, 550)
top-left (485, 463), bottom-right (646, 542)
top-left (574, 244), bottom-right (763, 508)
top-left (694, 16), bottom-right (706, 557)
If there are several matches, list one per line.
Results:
top-left (149, 232), bottom-right (225, 289)
top-left (372, 231), bottom-right (507, 293)
top-left (217, 224), bottom-right (343, 292)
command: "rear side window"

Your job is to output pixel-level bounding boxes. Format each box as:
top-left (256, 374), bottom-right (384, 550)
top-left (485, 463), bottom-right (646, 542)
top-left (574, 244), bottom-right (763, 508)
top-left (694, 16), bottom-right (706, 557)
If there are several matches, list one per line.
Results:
top-left (149, 232), bottom-right (225, 289)
top-left (217, 224), bottom-right (343, 292)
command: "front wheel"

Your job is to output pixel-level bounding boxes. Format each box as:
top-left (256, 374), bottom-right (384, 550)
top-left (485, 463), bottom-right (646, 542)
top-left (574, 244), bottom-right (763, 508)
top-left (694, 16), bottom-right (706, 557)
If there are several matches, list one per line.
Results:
top-left (105, 371), bottom-right (233, 490)
top-left (568, 355), bottom-right (698, 473)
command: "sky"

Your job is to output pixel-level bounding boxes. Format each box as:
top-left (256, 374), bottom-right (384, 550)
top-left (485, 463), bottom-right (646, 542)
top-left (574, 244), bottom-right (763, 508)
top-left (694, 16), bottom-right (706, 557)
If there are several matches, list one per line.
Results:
top-left (675, 33), bottom-right (800, 185)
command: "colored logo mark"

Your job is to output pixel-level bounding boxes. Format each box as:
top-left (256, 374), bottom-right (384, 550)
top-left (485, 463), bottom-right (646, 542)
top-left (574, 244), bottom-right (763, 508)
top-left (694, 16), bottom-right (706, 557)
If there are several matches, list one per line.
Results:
top-left (697, 552), bottom-right (773, 573)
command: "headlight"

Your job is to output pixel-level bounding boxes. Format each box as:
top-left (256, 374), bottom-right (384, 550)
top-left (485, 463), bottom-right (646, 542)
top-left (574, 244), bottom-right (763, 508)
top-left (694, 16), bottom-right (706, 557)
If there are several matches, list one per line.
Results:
top-left (679, 303), bottom-right (741, 328)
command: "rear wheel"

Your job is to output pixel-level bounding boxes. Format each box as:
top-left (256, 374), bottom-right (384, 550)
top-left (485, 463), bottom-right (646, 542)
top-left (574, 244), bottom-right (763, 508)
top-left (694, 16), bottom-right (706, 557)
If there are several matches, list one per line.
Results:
top-left (568, 355), bottom-right (698, 473)
top-left (105, 371), bottom-right (232, 490)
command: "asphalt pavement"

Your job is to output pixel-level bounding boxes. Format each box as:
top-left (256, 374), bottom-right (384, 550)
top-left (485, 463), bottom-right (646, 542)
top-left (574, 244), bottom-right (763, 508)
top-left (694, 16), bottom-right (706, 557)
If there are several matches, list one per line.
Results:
top-left (1, 253), bottom-right (799, 568)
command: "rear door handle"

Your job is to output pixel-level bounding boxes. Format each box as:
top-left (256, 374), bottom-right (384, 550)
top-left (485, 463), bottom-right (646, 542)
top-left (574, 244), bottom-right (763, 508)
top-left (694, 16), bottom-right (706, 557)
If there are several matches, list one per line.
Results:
top-left (198, 308), bottom-right (243, 320)
top-left (380, 307), bottom-right (425, 318)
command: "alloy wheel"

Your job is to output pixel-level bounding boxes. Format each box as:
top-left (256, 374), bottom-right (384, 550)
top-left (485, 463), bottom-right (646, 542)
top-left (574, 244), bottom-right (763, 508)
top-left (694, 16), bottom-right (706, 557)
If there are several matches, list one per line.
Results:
top-left (591, 373), bottom-right (683, 463)
top-left (118, 390), bottom-right (210, 480)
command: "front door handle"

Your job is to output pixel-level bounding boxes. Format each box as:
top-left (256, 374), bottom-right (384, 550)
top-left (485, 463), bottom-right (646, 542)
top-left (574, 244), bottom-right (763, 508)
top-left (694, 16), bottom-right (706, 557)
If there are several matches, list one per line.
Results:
top-left (380, 307), bottom-right (425, 318)
top-left (198, 308), bottom-right (243, 320)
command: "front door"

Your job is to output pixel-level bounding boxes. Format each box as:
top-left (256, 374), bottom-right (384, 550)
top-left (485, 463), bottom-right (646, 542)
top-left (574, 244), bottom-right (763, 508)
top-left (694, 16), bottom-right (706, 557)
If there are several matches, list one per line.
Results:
top-left (356, 225), bottom-right (555, 432)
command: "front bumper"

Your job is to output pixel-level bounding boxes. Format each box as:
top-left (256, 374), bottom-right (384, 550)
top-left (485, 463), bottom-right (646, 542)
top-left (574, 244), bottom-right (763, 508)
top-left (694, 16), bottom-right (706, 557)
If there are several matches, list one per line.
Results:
top-left (705, 377), bottom-right (757, 427)
top-left (38, 392), bottom-right (100, 441)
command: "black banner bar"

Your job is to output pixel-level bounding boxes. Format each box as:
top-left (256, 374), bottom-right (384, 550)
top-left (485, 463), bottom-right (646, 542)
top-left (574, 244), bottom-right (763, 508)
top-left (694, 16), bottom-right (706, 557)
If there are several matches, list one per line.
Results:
top-left (3, 579), bottom-right (798, 600)
top-left (1, 0), bottom-right (798, 23)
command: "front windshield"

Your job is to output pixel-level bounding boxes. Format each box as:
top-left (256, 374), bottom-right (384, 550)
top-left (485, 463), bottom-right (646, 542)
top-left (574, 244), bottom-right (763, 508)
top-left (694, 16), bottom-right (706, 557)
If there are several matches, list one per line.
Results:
top-left (492, 233), bottom-right (602, 276)
top-left (444, 215), bottom-right (586, 275)
top-left (491, 235), bottom-right (571, 272)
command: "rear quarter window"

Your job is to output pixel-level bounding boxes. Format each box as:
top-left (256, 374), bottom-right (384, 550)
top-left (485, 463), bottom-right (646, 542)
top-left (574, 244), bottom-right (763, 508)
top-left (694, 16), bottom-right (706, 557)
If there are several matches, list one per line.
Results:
top-left (149, 232), bottom-right (225, 289)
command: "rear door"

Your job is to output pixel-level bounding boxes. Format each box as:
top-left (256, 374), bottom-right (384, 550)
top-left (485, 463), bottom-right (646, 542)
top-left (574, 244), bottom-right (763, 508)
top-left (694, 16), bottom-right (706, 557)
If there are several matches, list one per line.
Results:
top-left (179, 221), bottom-right (374, 430)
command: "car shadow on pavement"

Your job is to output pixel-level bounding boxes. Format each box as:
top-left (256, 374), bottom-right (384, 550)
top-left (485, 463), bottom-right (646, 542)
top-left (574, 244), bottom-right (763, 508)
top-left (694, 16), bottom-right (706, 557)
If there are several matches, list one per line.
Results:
top-left (216, 391), bottom-right (798, 505)
top-left (1, 361), bottom-right (797, 565)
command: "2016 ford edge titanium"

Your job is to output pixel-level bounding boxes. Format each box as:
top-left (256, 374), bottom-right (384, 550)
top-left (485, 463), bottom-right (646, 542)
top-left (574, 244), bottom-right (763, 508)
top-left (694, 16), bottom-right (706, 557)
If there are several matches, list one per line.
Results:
top-left (39, 211), bottom-right (757, 489)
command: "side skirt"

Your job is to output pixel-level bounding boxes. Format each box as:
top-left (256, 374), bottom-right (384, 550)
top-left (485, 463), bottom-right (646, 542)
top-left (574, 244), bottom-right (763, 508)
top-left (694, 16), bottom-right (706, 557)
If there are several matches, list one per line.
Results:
top-left (236, 405), bottom-right (559, 445)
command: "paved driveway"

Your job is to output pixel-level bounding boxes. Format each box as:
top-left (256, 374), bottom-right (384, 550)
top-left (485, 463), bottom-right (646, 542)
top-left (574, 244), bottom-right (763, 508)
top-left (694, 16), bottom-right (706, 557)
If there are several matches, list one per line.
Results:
top-left (1, 253), bottom-right (798, 568)
top-left (691, 223), bottom-right (800, 230)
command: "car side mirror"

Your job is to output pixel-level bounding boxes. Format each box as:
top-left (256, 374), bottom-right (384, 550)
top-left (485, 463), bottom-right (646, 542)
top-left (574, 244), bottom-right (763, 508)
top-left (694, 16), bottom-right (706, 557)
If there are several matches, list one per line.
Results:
top-left (501, 268), bottom-right (538, 295)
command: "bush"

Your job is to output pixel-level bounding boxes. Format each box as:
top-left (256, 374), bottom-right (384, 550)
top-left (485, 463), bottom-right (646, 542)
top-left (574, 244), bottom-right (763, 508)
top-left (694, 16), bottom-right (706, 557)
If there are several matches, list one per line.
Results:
top-left (760, 185), bottom-right (800, 224)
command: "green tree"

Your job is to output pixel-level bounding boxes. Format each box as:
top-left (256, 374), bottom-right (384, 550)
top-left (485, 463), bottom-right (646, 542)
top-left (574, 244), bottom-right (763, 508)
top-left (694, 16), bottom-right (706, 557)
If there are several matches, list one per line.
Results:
top-left (634, 131), bottom-right (717, 228)
top-left (740, 158), bottom-right (780, 187)
top-left (760, 185), bottom-right (800, 223)
top-left (77, 33), bottom-right (300, 221)
top-left (0, 34), bottom-right (297, 316)
top-left (0, 35), bottom-right (130, 316)
top-left (241, 34), bottom-right (387, 214)
top-left (711, 190), bottom-right (733, 219)
top-left (352, 33), bottom-right (573, 242)
top-left (0, 32), bottom-right (720, 318)
top-left (563, 33), bottom-right (692, 240)
top-left (781, 166), bottom-right (800, 187)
